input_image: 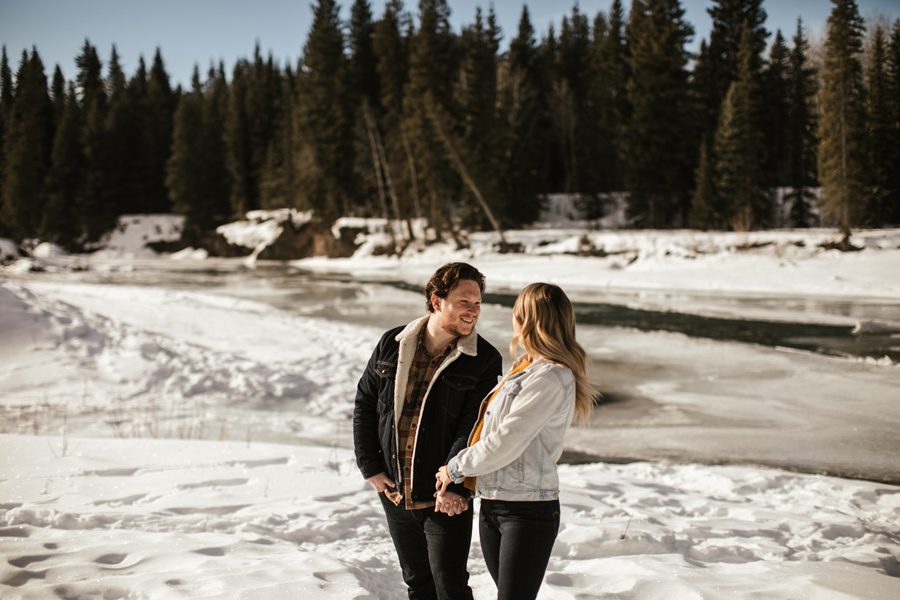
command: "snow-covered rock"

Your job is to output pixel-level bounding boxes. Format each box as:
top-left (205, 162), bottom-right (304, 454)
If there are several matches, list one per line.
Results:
top-left (32, 242), bottom-right (67, 258)
top-left (90, 214), bottom-right (185, 259)
top-left (0, 237), bottom-right (19, 262)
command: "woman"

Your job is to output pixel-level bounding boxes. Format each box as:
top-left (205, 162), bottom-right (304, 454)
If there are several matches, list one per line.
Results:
top-left (435, 282), bottom-right (595, 600)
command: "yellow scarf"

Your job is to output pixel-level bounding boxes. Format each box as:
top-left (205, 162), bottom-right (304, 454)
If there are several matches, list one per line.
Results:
top-left (463, 356), bottom-right (533, 491)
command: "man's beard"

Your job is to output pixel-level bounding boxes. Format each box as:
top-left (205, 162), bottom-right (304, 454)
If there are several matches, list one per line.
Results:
top-left (443, 317), bottom-right (475, 338)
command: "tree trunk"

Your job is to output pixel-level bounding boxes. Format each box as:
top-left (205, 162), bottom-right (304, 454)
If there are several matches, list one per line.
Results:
top-left (424, 95), bottom-right (508, 248)
top-left (362, 101), bottom-right (397, 254)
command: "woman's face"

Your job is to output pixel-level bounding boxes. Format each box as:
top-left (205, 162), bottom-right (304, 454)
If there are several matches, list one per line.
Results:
top-left (512, 313), bottom-right (521, 338)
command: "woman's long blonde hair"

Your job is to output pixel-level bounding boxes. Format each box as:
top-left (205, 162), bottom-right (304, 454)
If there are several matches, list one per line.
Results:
top-left (510, 283), bottom-right (596, 424)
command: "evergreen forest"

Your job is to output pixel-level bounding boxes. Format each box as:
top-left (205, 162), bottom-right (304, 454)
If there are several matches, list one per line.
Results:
top-left (2, 0), bottom-right (899, 250)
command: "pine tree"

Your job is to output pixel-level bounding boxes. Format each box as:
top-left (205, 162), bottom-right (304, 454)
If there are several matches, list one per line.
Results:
top-left (348, 0), bottom-right (384, 218)
top-left (167, 68), bottom-right (212, 234)
top-left (373, 0), bottom-right (417, 222)
top-left (225, 61), bottom-right (253, 216)
top-left (555, 6), bottom-right (593, 194)
top-left (294, 0), bottom-right (355, 220)
top-left (865, 24), bottom-right (895, 225)
top-left (126, 57), bottom-right (151, 213)
top-left (260, 63), bottom-right (296, 211)
top-left (498, 5), bottom-right (547, 226)
top-left (349, 0), bottom-right (380, 110)
top-left (404, 0), bottom-right (460, 236)
top-left (538, 24), bottom-right (565, 193)
top-left (763, 30), bottom-right (790, 188)
top-left (253, 49), bottom-right (285, 207)
top-left (715, 22), bottom-right (769, 231)
top-left (374, 0), bottom-right (408, 120)
top-left (76, 39), bottom-right (111, 241)
top-left (702, 0), bottom-right (768, 134)
top-left (0, 47), bottom-right (12, 234)
top-left (885, 20), bottom-right (900, 224)
top-left (592, 0), bottom-right (628, 193)
top-left (42, 84), bottom-right (83, 247)
top-left (691, 137), bottom-right (718, 228)
top-left (223, 47), bottom-right (283, 215)
top-left (818, 0), bottom-right (867, 235)
top-left (98, 46), bottom-right (139, 217)
top-left (786, 19), bottom-right (819, 227)
top-left (0, 47), bottom-right (11, 112)
top-left (50, 65), bottom-right (66, 125)
top-left (456, 6), bottom-right (502, 227)
top-left (205, 63), bottom-right (232, 222)
top-left (623, 0), bottom-right (695, 227)
top-left (141, 49), bottom-right (175, 213)
top-left (692, 39), bottom-right (719, 143)
top-left (1, 49), bottom-right (53, 238)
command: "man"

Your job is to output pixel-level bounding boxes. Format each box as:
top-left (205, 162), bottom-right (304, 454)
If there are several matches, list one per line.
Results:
top-left (353, 262), bottom-right (503, 600)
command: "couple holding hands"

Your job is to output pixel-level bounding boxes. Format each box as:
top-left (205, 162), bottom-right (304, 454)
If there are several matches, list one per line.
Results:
top-left (354, 262), bottom-right (594, 599)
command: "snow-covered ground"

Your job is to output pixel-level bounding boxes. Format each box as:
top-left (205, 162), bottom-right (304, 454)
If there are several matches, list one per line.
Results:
top-left (2, 215), bottom-right (900, 598)
top-left (2, 435), bottom-right (898, 599)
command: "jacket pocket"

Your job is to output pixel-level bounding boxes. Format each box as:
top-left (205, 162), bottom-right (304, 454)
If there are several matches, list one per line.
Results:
top-left (438, 373), bottom-right (477, 419)
top-left (373, 361), bottom-right (396, 409)
top-left (373, 360), bottom-right (396, 379)
top-left (441, 373), bottom-right (477, 391)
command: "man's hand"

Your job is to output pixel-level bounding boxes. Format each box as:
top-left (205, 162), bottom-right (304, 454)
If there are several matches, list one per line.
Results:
top-left (366, 472), bottom-right (396, 493)
top-left (434, 491), bottom-right (468, 516)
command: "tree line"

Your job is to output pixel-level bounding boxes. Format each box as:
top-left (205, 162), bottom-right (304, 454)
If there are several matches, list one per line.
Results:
top-left (1, 0), bottom-right (899, 250)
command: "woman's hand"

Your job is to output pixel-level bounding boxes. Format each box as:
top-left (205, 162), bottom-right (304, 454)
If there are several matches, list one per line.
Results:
top-left (434, 466), bottom-right (452, 498)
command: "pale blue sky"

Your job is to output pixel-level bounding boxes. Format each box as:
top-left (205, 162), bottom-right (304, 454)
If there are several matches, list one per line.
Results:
top-left (2, 1), bottom-right (899, 88)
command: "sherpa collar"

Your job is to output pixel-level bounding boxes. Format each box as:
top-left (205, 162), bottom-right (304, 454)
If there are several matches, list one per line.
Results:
top-left (395, 315), bottom-right (479, 356)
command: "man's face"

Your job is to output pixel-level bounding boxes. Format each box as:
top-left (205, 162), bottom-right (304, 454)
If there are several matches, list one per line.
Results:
top-left (432, 279), bottom-right (482, 337)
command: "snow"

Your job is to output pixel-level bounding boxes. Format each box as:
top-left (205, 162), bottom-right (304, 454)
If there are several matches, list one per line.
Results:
top-left (296, 227), bottom-right (900, 300)
top-left (0, 435), bottom-right (897, 599)
top-left (216, 218), bottom-right (283, 250)
top-left (1, 214), bottom-right (899, 597)
top-left (0, 238), bottom-right (19, 262)
top-left (170, 247), bottom-right (209, 260)
top-left (89, 215), bottom-right (184, 259)
top-left (295, 226), bottom-right (900, 326)
top-left (31, 243), bottom-right (66, 258)
top-left (215, 209), bottom-right (315, 268)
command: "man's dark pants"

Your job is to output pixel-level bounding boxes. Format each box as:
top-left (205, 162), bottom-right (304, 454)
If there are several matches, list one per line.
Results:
top-left (379, 493), bottom-right (475, 600)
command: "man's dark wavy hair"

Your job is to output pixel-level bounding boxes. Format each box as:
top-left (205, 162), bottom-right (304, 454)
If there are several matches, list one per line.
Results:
top-left (423, 262), bottom-right (486, 313)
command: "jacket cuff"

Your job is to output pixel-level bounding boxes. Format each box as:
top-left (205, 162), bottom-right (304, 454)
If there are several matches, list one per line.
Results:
top-left (447, 458), bottom-right (466, 483)
top-left (446, 482), bottom-right (470, 498)
top-left (359, 460), bottom-right (385, 480)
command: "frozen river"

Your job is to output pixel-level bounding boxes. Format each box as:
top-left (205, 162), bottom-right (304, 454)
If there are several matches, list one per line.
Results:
top-left (4, 259), bottom-right (899, 484)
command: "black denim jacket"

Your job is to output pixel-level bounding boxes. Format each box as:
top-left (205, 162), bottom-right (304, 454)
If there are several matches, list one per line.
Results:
top-left (353, 319), bottom-right (502, 503)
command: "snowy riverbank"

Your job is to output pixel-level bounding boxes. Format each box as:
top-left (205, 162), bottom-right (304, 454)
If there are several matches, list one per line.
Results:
top-left (2, 218), bottom-right (899, 597)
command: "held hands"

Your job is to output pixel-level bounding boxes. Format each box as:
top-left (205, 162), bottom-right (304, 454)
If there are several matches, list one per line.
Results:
top-left (434, 466), bottom-right (468, 516)
top-left (367, 470), bottom-right (466, 515)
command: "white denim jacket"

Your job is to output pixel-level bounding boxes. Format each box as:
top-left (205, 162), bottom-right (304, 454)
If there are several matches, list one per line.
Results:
top-left (447, 357), bottom-right (575, 501)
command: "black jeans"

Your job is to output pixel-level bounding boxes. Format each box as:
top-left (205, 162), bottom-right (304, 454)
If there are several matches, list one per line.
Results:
top-left (379, 493), bottom-right (475, 600)
top-left (479, 499), bottom-right (561, 600)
